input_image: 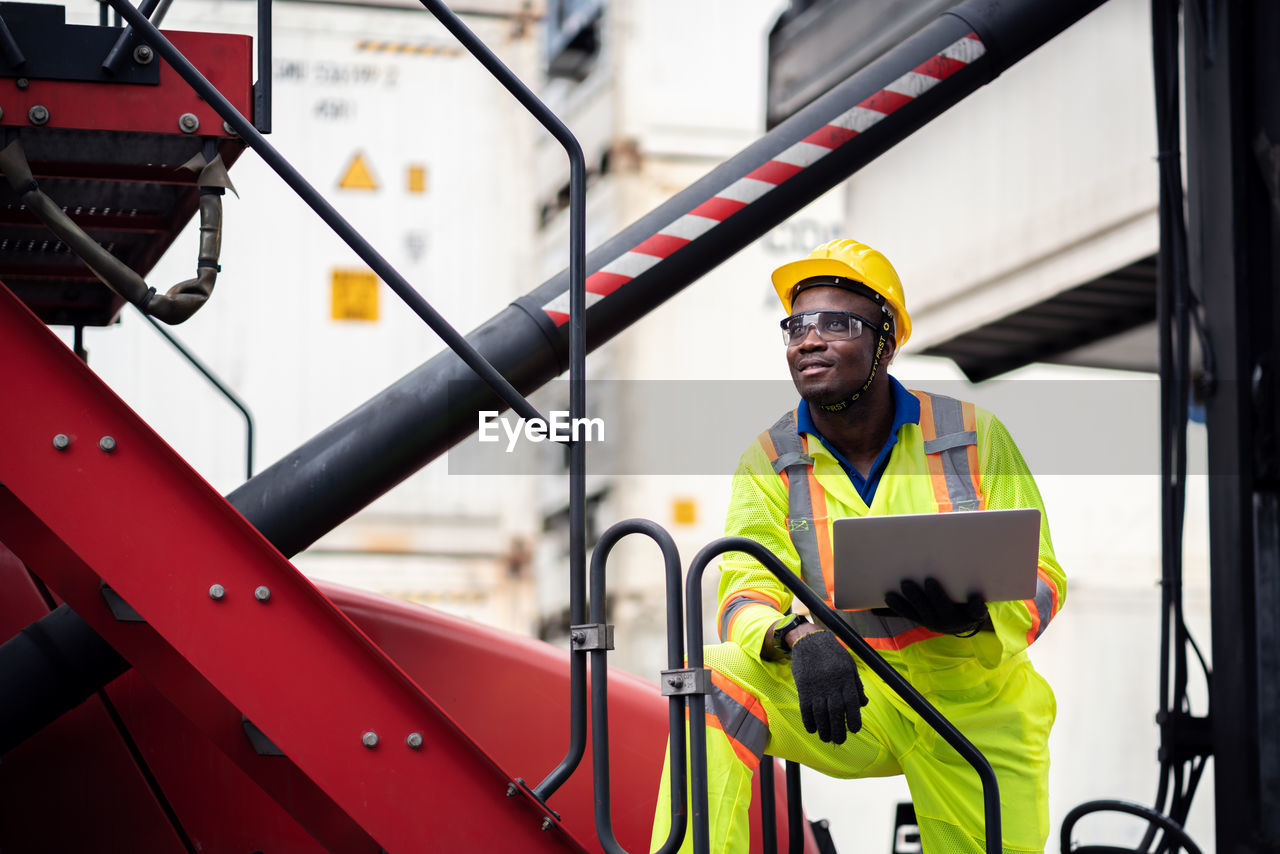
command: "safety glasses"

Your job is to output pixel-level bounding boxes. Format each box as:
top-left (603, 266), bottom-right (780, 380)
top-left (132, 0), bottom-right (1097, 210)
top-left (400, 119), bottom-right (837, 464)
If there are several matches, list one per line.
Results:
top-left (780, 310), bottom-right (875, 345)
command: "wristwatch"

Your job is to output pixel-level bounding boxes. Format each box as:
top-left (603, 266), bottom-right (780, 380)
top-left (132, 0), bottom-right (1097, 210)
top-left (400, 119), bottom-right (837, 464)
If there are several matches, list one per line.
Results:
top-left (772, 614), bottom-right (810, 654)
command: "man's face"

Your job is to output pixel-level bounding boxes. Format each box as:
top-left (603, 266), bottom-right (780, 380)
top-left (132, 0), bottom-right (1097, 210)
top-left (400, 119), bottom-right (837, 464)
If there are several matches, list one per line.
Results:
top-left (785, 286), bottom-right (895, 406)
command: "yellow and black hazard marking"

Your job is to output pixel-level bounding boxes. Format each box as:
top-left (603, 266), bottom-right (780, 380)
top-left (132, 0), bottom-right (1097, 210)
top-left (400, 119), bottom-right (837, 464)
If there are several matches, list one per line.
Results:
top-left (356, 40), bottom-right (462, 58)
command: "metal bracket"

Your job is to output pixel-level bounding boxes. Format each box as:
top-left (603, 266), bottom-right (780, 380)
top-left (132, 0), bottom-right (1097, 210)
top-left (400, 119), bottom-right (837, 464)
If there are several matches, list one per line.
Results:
top-left (660, 667), bottom-right (712, 696)
top-left (242, 716), bottom-right (284, 756)
top-left (569, 623), bottom-right (614, 651)
top-left (504, 776), bottom-right (562, 832)
top-left (1156, 710), bottom-right (1214, 762)
top-left (99, 582), bottom-right (144, 622)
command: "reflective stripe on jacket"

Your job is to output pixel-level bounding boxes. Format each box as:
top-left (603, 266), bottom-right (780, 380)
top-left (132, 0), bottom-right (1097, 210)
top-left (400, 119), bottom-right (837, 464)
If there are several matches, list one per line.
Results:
top-left (715, 389), bottom-right (1066, 687)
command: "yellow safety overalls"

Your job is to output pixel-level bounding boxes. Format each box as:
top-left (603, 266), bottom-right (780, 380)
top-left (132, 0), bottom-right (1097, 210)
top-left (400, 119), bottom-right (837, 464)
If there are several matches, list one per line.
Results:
top-left (652, 390), bottom-right (1065, 854)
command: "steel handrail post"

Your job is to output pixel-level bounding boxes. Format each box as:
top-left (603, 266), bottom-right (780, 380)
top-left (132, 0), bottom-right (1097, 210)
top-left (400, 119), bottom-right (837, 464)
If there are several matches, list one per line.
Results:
top-left (784, 760), bottom-right (804, 854)
top-left (759, 756), bottom-right (778, 854)
top-left (684, 536), bottom-right (1003, 854)
top-left (255, 0), bottom-right (271, 133)
top-left (101, 0), bottom-right (547, 427)
top-left (574, 519), bottom-right (688, 852)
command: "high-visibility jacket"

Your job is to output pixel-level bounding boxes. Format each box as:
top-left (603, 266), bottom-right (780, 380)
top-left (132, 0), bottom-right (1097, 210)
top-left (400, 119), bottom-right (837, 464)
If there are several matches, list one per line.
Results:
top-left (715, 389), bottom-right (1065, 690)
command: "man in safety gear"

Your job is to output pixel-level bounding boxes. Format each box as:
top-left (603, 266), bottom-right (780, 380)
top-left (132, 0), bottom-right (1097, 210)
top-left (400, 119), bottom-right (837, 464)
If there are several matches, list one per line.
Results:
top-left (651, 239), bottom-right (1065, 853)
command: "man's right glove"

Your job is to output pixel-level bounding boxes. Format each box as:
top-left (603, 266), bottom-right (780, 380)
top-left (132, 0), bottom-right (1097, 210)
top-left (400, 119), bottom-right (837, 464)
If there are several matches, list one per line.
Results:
top-left (883, 577), bottom-right (988, 636)
top-left (789, 630), bottom-right (868, 745)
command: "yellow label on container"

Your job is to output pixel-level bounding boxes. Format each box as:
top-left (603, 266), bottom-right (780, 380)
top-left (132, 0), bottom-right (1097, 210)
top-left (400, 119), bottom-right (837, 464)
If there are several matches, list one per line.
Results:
top-left (331, 270), bottom-right (379, 321)
top-left (338, 152), bottom-right (379, 191)
top-left (407, 164), bottom-right (427, 194)
top-left (673, 498), bottom-right (698, 526)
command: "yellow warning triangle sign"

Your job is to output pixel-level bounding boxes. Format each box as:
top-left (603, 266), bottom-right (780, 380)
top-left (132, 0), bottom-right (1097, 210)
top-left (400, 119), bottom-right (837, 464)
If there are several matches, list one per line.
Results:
top-left (339, 152), bottom-right (379, 191)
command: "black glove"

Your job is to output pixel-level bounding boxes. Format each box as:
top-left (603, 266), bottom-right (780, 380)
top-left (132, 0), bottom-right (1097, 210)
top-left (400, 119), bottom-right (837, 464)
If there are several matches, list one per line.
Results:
top-left (789, 630), bottom-right (868, 744)
top-left (883, 577), bottom-right (988, 636)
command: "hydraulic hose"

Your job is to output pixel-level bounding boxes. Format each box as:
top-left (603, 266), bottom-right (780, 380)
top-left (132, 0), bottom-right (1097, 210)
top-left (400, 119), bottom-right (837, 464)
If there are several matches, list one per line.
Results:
top-left (0, 140), bottom-right (232, 325)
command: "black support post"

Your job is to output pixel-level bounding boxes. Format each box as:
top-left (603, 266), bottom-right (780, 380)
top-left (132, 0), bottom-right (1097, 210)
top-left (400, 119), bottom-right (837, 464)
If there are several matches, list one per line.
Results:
top-left (1184, 0), bottom-right (1280, 848)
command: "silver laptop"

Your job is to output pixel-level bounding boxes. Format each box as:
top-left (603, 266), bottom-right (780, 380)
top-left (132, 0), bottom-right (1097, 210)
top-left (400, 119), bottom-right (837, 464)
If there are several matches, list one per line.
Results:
top-left (831, 508), bottom-right (1041, 611)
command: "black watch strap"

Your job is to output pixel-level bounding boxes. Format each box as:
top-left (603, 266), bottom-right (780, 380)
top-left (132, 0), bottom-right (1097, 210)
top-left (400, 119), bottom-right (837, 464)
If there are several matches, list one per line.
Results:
top-left (773, 614), bottom-right (809, 653)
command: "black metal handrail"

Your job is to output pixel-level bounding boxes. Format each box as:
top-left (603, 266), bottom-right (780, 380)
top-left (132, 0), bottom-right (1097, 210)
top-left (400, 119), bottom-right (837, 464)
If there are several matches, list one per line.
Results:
top-left (577, 518), bottom-right (688, 853)
top-left (757, 757), bottom-right (806, 853)
top-left (1060, 800), bottom-right (1204, 854)
top-left (403, 0), bottom-right (590, 806)
top-left (684, 536), bottom-right (1003, 854)
top-left (141, 313), bottom-right (255, 481)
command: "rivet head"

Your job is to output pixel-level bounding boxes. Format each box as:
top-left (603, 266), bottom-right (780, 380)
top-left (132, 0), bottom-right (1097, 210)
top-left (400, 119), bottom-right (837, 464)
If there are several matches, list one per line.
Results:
top-left (179, 112), bottom-right (199, 133)
top-left (98, 436), bottom-right (116, 453)
top-left (362, 731), bottom-right (378, 748)
top-left (541, 817), bottom-right (553, 831)
top-left (52, 433), bottom-right (70, 450)
top-left (28, 105), bottom-right (49, 125)
top-left (222, 120), bottom-right (238, 137)
top-left (133, 44), bottom-right (153, 64)
top-left (15, 77), bottom-right (28, 90)
top-left (253, 585), bottom-right (271, 602)
top-left (208, 584), bottom-right (226, 601)
top-left (406, 732), bottom-right (423, 749)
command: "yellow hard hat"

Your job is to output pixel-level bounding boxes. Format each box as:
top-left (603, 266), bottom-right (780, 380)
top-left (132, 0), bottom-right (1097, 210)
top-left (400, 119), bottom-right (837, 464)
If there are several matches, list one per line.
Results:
top-left (771, 239), bottom-right (912, 347)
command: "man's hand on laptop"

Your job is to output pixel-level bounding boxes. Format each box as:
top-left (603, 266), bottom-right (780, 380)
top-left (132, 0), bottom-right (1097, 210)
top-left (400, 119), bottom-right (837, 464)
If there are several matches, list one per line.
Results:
top-left (883, 577), bottom-right (989, 637)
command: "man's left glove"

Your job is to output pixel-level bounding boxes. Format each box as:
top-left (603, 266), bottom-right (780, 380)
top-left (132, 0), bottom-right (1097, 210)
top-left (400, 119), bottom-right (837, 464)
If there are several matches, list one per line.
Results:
top-left (884, 577), bottom-right (988, 636)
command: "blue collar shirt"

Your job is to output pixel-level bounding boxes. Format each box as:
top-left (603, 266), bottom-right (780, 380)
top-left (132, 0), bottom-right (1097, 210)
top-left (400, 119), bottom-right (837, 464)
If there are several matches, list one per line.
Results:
top-left (795, 376), bottom-right (922, 506)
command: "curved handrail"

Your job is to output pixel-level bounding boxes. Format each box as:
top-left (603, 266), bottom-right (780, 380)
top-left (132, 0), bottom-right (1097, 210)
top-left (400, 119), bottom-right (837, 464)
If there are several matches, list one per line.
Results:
top-left (684, 535), bottom-right (1003, 854)
top-left (1059, 800), bottom-right (1203, 854)
top-left (579, 518), bottom-right (688, 853)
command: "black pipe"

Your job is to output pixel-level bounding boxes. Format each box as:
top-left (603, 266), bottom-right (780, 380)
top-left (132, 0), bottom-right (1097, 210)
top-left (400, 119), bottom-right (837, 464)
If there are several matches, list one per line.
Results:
top-left (683, 537), bottom-right (1002, 854)
top-left (575, 519), bottom-right (687, 853)
top-left (0, 604), bottom-right (129, 755)
top-left (760, 757), bottom-right (777, 854)
top-left (785, 761), bottom-right (804, 854)
top-left (223, 0), bottom-right (1109, 559)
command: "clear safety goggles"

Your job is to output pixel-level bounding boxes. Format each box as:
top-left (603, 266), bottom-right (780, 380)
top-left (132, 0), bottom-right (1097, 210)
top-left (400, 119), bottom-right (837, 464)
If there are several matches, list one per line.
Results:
top-left (780, 310), bottom-right (875, 345)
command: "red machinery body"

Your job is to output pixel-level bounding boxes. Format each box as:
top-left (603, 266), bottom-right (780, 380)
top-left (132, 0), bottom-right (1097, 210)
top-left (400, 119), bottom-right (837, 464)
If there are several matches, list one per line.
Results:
top-left (0, 277), bottom-right (811, 851)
